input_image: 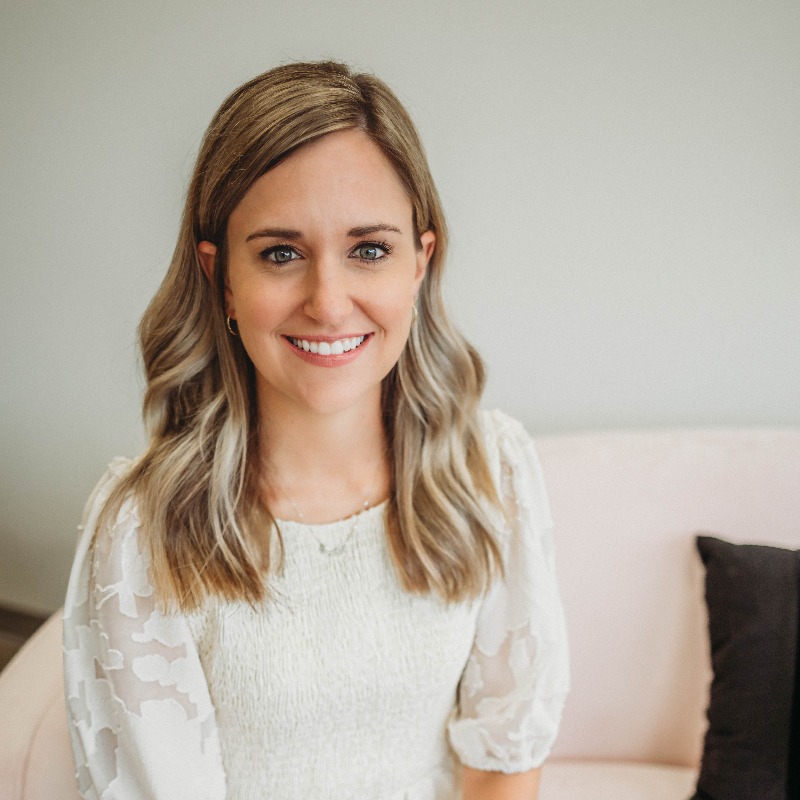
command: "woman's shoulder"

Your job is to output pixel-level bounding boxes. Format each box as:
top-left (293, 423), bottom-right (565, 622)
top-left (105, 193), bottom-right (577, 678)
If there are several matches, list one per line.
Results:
top-left (478, 407), bottom-right (530, 440)
top-left (65, 456), bottom-right (150, 629)
top-left (92, 455), bottom-right (136, 491)
top-left (77, 456), bottom-right (145, 578)
top-left (477, 408), bottom-right (554, 530)
top-left (477, 408), bottom-right (539, 467)
top-left (80, 456), bottom-right (138, 531)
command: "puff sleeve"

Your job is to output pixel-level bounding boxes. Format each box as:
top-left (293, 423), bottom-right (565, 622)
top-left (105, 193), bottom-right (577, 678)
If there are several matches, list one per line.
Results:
top-left (447, 411), bottom-right (570, 772)
top-left (62, 459), bottom-right (226, 799)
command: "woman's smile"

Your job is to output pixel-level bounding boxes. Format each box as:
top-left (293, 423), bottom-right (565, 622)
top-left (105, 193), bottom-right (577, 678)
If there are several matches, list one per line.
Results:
top-left (284, 332), bottom-right (372, 365)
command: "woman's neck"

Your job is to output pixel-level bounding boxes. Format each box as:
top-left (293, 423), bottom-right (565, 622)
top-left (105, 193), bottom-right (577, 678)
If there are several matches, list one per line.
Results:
top-left (257, 395), bottom-right (390, 524)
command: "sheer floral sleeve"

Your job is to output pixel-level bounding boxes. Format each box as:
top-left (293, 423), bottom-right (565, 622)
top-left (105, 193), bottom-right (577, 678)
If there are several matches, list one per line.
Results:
top-left (63, 459), bottom-right (226, 799)
top-left (448, 411), bottom-right (570, 773)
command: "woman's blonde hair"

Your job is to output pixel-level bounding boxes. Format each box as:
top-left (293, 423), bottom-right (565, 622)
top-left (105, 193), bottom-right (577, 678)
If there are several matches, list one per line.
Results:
top-left (100, 61), bottom-right (501, 609)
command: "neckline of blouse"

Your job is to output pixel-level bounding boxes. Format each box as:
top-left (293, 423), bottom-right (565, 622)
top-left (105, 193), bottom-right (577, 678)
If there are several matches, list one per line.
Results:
top-left (273, 499), bottom-right (388, 533)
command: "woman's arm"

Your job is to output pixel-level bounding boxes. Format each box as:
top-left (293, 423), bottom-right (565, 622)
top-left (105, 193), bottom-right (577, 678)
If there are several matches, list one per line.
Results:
top-left (462, 765), bottom-right (541, 799)
top-left (63, 460), bottom-right (226, 799)
top-left (447, 412), bottom-right (569, 789)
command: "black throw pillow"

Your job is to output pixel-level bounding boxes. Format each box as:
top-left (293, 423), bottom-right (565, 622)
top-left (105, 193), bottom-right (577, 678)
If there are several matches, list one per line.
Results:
top-left (692, 535), bottom-right (800, 800)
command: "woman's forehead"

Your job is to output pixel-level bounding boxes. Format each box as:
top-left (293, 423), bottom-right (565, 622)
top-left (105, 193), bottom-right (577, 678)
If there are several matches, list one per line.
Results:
top-left (228, 130), bottom-right (415, 237)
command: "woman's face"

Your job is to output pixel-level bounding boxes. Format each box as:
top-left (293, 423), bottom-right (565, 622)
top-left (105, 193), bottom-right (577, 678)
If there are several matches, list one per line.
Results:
top-left (199, 129), bottom-right (435, 419)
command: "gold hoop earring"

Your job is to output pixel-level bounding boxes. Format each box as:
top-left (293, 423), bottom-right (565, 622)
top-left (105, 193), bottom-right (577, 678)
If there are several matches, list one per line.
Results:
top-left (226, 316), bottom-right (238, 337)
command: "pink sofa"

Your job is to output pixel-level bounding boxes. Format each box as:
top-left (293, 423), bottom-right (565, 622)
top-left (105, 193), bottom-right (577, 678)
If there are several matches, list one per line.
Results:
top-left (537, 428), bottom-right (800, 798)
top-left (2, 428), bottom-right (799, 799)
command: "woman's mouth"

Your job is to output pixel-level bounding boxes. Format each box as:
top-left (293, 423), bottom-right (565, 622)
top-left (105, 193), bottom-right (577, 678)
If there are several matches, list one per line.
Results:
top-left (286, 334), bottom-right (369, 355)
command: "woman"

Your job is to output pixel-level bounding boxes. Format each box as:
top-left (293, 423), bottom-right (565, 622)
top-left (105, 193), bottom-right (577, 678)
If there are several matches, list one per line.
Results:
top-left (63, 61), bottom-right (569, 799)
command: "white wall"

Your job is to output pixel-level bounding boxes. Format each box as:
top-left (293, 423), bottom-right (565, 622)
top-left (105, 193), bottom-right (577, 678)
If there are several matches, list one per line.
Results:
top-left (2, 0), bottom-right (798, 613)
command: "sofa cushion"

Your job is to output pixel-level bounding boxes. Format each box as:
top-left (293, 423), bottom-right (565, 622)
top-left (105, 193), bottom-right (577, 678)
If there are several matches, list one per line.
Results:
top-left (693, 535), bottom-right (800, 800)
top-left (539, 760), bottom-right (697, 799)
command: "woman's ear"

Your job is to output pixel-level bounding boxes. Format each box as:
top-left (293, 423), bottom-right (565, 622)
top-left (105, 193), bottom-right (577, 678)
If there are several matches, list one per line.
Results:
top-left (197, 240), bottom-right (235, 318)
top-left (197, 241), bottom-right (218, 282)
top-left (415, 230), bottom-right (436, 288)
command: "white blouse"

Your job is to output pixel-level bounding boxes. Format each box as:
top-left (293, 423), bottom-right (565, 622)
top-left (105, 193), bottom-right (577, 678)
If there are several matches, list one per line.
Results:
top-left (63, 409), bottom-right (569, 799)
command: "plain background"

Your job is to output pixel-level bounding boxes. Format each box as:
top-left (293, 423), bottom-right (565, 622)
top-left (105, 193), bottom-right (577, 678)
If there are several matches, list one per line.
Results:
top-left (1, 0), bottom-right (798, 613)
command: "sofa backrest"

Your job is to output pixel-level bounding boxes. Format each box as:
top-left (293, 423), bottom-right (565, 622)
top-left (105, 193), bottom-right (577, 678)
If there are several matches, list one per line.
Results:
top-left (535, 429), bottom-right (800, 766)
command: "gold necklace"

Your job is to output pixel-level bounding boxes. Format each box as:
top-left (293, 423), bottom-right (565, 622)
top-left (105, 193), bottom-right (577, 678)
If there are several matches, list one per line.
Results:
top-left (280, 489), bottom-right (376, 556)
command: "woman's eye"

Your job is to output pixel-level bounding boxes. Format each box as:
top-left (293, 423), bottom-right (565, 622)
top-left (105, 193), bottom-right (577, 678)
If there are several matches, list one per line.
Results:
top-left (262, 245), bottom-right (300, 264)
top-left (352, 242), bottom-right (391, 261)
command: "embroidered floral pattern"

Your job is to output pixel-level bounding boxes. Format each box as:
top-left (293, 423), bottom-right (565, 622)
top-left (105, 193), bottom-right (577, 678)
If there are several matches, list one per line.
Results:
top-left (63, 459), bottom-right (226, 799)
top-left (447, 412), bottom-right (570, 772)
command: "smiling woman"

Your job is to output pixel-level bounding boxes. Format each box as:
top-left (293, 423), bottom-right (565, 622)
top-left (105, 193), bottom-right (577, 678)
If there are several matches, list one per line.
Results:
top-left (62, 61), bottom-right (569, 800)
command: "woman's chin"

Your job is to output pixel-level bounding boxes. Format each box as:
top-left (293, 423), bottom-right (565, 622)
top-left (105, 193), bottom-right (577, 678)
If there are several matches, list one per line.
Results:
top-left (258, 382), bottom-right (383, 421)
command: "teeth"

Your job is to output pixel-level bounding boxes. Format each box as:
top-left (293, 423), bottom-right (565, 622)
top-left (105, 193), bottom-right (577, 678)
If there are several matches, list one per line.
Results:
top-left (288, 335), bottom-right (367, 355)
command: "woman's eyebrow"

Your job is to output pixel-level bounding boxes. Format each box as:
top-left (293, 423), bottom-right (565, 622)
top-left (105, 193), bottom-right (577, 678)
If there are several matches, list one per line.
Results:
top-left (348, 224), bottom-right (402, 237)
top-left (244, 224), bottom-right (402, 242)
top-left (245, 227), bottom-right (302, 242)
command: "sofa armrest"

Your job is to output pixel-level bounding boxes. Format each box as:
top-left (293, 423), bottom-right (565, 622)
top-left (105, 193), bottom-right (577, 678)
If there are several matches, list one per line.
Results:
top-left (0, 610), bottom-right (81, 800)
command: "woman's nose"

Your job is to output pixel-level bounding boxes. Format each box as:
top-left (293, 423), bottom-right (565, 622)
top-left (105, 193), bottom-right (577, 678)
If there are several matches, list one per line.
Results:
top-left (302, 260), bottom-right (354, 325)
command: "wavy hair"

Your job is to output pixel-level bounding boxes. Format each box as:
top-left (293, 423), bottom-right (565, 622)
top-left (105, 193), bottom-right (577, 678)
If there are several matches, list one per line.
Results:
top-left (99, 61), bottom-right (501, 609)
